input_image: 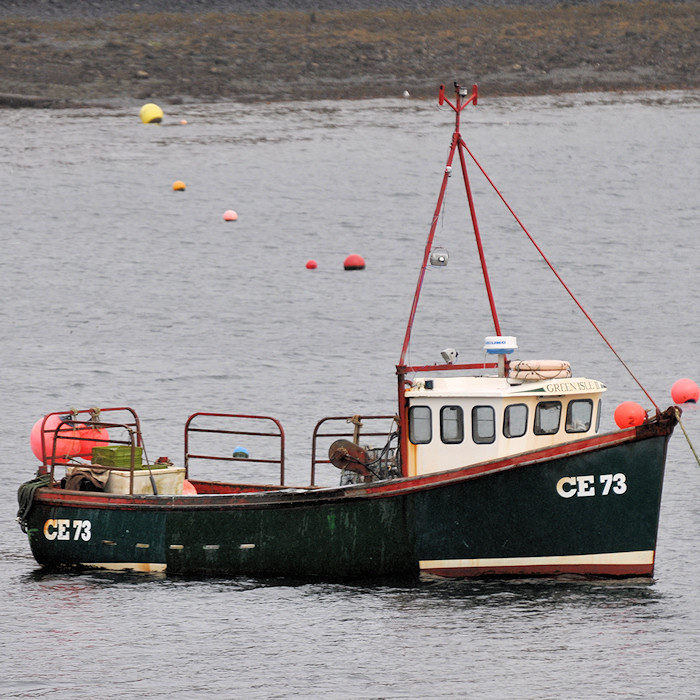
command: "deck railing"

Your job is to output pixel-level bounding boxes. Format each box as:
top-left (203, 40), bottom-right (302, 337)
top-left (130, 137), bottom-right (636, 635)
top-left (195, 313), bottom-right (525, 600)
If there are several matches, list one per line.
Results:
top-left (184, 412), bottom-right (286, 484)
top-left (36, 407), bottom-right (143, 491)
top-left (310, 415), bottom-right (398, 486)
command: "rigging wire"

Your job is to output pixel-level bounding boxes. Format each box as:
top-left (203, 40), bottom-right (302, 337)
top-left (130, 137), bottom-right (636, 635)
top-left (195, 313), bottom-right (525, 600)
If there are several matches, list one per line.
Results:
top-left (460, 137), bottom-right (661, 414)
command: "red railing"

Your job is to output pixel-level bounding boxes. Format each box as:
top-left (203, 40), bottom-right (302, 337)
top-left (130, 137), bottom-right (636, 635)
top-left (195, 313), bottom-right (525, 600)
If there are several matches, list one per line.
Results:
top-left (35, 407), bottom-right (142, 489)
top-left (310, 415), bottom-right (397, 486)
top-left (184, 412), bottom-right (285, 484)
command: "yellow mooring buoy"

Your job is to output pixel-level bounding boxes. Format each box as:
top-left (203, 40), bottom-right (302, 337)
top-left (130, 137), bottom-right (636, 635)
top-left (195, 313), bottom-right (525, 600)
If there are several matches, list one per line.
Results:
top-left (139, 103), bottom-right (163, 124)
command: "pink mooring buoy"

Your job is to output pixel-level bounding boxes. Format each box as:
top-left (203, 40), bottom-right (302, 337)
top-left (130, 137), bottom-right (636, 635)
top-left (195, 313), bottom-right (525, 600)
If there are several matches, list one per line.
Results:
top-left (223, 210), bottom-right (238, 221)
top-left (30, 415), bottom-right (109, 463)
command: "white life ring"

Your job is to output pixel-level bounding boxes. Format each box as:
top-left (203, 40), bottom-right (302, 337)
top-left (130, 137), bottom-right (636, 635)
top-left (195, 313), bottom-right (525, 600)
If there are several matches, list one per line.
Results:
top-left (508, 359), bottom-right (572, 381)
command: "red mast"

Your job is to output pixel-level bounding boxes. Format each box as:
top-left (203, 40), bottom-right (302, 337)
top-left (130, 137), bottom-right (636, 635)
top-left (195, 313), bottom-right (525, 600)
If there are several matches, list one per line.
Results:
top-left (394, 82), bottom-right (662, 476)
top-left (396, 83), bottom-right (503, 475)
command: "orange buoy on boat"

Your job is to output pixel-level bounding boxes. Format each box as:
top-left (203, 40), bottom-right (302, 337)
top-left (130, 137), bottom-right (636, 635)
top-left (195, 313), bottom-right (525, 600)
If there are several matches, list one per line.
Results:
top-left (75, 425), bottom-right (110, 460)
top-left (30, 415), bottom-right (109, 463)
top-left (614, 401), bottom-right (647, 428)
top-left (671, 378), bottom-right (699, 404)
top-left (344, 254), bottom-right (365, 270)
top-left (31, 415), bottom-right (72, 463)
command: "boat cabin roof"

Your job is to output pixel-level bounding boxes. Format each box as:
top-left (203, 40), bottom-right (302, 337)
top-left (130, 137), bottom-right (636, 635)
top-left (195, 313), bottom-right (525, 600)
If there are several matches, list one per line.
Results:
top-left (405, 375), bottom-right (607, 400)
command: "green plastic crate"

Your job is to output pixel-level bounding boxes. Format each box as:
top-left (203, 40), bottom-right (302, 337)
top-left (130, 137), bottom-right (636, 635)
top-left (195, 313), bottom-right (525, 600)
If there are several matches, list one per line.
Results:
top-left (91, 445), bottom-right (143, 468)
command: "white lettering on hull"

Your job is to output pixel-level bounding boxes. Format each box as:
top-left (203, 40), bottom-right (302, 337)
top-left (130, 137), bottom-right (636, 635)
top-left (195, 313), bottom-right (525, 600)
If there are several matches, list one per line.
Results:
top-left (43, 519), bottom-right (91, 541)
top-left (556, 473), bottom-right (627, 498)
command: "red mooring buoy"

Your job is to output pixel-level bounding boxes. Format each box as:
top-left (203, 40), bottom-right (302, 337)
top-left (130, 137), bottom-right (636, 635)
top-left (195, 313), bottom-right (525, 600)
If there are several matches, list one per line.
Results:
top-left (344, 254), bottom-right (365, 270)
top-left (671, 377), bottom-right (700, 404)
top-left (306, 260), bottom-right (318, 270)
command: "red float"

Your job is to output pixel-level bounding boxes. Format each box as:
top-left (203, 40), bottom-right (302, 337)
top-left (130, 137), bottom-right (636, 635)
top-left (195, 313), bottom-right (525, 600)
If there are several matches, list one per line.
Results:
top-left (30, 415), bottom-right (109, 463)
top-left (30, 415), bottom-right (78, 463)
top-left (306, 260), bottom-right (318, 270)
top-left (344, 254), bottom-right (365, 270)
top-left (78, 425), bottom-right (111, 459)
top-left (613, 401), bottom-right (647, 429)
top-left (671, 378), bottom-right (699, 404)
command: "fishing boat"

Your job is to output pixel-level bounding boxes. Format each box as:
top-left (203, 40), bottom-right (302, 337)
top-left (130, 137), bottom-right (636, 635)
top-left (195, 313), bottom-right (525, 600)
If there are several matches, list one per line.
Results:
top-left (17, 83), bottom-right (678, 579)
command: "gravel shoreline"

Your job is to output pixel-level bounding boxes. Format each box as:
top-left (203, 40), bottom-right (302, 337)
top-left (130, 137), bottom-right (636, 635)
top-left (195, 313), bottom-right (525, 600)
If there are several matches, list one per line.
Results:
top-left (1, 0), bottom-right (698, 107)
top-left (0, 0), bottom-right (627, 17)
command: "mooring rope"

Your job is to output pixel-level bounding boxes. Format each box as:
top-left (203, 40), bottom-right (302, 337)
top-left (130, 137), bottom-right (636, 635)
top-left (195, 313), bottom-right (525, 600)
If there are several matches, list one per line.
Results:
top-left (16, 473), bottom-right (51, 533)
top-left (675, 409), bottom-right (700, 468)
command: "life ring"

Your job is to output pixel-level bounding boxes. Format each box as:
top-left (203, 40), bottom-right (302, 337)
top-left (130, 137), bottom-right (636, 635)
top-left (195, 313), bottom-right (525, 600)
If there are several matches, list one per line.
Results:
top-left (509, 359), bottom-right (572, 381)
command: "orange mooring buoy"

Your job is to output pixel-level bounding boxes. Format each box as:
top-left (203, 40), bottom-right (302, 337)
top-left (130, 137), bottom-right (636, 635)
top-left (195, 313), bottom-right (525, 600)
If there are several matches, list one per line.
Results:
top-left (614, 401), bottom-right (646, 428)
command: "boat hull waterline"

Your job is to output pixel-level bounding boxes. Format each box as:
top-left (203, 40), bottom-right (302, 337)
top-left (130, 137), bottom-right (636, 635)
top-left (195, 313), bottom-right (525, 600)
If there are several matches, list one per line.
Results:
top-left (22, 417), bottom-right (674, 579)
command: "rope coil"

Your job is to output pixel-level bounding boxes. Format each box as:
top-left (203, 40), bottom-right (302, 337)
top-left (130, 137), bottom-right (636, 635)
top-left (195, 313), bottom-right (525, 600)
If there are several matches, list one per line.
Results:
top-left (16, 473), bottom-right (51, 533)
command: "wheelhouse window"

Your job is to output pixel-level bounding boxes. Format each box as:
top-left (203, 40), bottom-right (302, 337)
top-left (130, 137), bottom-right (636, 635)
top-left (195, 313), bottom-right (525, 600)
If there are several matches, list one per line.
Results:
top-left (440, 406), bottom-right (464, 444)
top-left (504, 403), bottom-right (528, 438)
top-left (595, 400), bottom-right (602, 432)
top-left (566, 399), bottom-right (594, 433)
top-left (472, 406), bottom-right (495, 444)
top-left (534, 401), bottom-right (562, 435)
top-left (409, 406), bottom-right (432, 444)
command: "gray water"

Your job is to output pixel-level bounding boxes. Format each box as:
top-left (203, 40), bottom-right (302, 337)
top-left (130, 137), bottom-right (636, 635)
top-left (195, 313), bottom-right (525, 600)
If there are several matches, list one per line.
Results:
top-left (1, 90), bottom-right (699, 698)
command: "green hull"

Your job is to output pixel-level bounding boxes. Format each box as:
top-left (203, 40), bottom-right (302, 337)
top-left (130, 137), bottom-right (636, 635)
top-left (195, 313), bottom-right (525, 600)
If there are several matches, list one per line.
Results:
top-left (21, 429), bottom-right (672, 579)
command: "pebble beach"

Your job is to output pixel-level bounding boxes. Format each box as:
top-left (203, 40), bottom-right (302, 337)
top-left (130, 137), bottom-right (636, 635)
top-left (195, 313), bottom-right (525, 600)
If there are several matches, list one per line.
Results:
top-left (0, 0), bottom-right (698, 107)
